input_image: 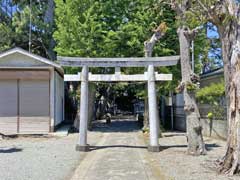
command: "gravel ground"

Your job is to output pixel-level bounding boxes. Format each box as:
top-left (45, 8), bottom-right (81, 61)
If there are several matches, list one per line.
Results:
top-left (143, 132), bottom-right (240, 180)
top-left (0, 132), bottom-right (103, 180)
top-left (1, 121), bottom-right (240, 180)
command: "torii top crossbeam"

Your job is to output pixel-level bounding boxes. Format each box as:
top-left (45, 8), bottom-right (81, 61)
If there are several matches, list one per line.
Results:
top-left (57, 56), bottom-right (180, 67)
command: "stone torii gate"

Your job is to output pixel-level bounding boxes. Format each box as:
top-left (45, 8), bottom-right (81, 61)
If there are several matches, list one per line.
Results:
top-left (58, 56), bottom-right (179, 152)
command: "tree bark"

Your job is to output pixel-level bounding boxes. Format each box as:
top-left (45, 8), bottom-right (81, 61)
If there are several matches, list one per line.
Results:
top-left (217, 31), bottom-right (240, 175)
top-left (178, 26), bottom-right (206, 155)
top-left (215, 11), bottom-right (240, 175)
top-left (172, 0), bottom-right (206, 155)
top-left (194, 0), bottom-right (240, 174)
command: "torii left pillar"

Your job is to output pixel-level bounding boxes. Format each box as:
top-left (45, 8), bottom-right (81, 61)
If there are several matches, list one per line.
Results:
top-left (147, 65), bottom-right (160, 152)
top-left (76, 65), bottom-right (89, 151)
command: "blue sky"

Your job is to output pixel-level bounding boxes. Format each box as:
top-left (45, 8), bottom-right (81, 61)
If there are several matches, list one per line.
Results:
top-left (207, 25), bottom-right (219, 38)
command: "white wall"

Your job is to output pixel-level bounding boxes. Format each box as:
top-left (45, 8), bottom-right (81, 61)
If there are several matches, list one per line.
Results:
top-left (54, 71), bottom-right (64, 126)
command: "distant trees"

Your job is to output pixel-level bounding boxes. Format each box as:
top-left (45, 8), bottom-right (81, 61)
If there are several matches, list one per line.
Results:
top-left (0, 0), bottom-right (55, 59)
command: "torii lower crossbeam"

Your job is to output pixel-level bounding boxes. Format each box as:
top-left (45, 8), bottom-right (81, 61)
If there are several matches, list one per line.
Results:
top-left (64, 73), bottom-right (172, 82)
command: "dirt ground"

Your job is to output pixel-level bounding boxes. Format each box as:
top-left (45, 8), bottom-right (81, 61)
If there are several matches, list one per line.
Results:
top-left (143, 131), bottom-right (240, 180)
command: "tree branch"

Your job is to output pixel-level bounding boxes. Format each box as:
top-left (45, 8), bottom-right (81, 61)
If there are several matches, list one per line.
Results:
top-left (144, 22), bottom-right (167, 57)
top-left (181, 26), bottom-right (202, 42)
top-left (195, 0), bottom-right (222, 25)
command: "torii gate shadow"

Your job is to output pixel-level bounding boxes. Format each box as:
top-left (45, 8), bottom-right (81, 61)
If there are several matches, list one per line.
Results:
top-left (89, 143), bottom-right (220, 152)
top-left (90, 145), bottom-right (147, 151)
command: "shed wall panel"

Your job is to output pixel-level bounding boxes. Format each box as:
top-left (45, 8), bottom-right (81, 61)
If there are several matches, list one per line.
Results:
top-left (55, 72), bottom-right (64, 126)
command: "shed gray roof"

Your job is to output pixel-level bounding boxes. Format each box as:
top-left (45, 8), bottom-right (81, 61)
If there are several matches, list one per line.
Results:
top-left (200, 68), bottom-right (223, 79)
top-left (0, 47), bottom-right (64, 75)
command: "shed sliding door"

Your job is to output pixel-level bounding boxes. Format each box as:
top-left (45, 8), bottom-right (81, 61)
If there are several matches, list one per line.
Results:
top-left (19, 80), bottom-right (50, 134)
top-left (0, 80), bottom-right (18, 134)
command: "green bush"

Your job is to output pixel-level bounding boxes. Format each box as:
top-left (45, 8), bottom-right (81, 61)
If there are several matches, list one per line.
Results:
top-left (196, 81), bottom-right (225, 104)
top-left (196, 81), bottom-right (225, 120)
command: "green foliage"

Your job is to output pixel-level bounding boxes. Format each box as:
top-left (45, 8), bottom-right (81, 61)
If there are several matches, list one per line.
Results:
top-left (54, 0), bottom-right (180, 98)
top-left (207, 112), bottom-right (213, 119)
top-left (186, 81), bottom-right (198, 92)
top-left (196, 81), bottom-right (225, 120)
top-left (0, 23), bottom-right (13, 51)
top-left (196, 81), bottom-right (225, 104)
top-left (54, 0), bottom-right (178, 58)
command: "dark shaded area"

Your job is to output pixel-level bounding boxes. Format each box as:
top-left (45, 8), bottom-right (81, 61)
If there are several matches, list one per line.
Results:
top-left (160, 144), bottom-right (187, 150)
top-left (91, 118), bottom-right (141, 133)
top-left (0, 147), bottom-right (22, 153)
top-left (206, 143), bottom-right (221, 150)
top-left (159, 143), bottom-right (220, 152)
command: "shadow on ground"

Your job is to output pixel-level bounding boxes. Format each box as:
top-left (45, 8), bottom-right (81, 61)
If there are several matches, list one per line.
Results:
top-left (159, 143), bottom-right (220, 152)
top-left (90, 145), bottom-right (147, 151)
top-left (91, 119), bottom-right (141, 133)
top-left (0, 147), bottom-right (23, 153)
top-left (89, 143), bottom-right (220, 152)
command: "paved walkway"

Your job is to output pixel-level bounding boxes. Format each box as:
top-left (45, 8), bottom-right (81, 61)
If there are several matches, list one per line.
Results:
top-left (71, 119), bottom-right (166, 180)
top-left (70, 119), bottom-right (238, 180)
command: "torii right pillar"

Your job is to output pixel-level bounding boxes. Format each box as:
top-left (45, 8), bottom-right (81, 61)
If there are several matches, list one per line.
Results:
top-left (147, 65), bottom-right (160, 152)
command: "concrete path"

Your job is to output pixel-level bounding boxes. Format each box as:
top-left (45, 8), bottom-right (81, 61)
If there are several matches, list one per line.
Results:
top-left (71, 119), bottom-right (166, 180)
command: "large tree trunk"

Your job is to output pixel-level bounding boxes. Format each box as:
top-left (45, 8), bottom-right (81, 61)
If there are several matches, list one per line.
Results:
top-left (198, 0), bottom-right (240, 174)
top-left (178, 26), bottom-right (206, 155)
top-left (216, 14), bottom-right (240, 175)
top-left (173, 0), bottom-right (205, 155)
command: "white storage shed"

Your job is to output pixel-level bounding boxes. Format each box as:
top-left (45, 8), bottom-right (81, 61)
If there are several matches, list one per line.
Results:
top-left (0, 48), bottom-right (64, 134)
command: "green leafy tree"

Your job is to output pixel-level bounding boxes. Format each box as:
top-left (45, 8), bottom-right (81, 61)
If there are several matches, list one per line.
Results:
top-left (0, 0), bottom-right (55, 59)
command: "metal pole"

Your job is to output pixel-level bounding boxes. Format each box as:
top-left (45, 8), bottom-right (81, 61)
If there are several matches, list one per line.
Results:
top-left (29, 0), bottom-right (32, 52)
top-left (170, 91), bottom-right (174, 130)
top-left (192, 40), bottom-right (194, 73)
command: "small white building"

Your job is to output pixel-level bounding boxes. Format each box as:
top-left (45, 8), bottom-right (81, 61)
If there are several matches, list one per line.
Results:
top-left (0, 48), bottom-right (64, 135)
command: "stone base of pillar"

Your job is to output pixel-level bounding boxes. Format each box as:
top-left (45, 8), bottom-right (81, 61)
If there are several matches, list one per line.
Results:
top-left (148, 145), bottom-right (160, 152)
top-left (76, 145), bottom-right (90, 152)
